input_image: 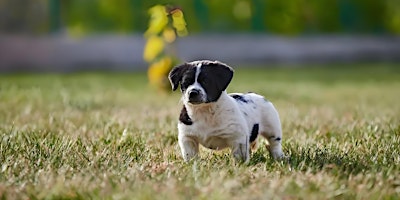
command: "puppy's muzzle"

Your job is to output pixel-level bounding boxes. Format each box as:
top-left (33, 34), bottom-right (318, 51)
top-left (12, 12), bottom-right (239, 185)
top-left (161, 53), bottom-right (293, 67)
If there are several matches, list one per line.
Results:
top-left (188, 89), bottom-right (203, 104)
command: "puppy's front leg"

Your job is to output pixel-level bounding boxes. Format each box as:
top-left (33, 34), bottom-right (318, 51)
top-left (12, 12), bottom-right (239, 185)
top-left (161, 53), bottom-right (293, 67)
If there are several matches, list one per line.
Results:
top-left (231, 139), bottom-right (250, 163)
top-left (178, 135), bottom-right (199, 162)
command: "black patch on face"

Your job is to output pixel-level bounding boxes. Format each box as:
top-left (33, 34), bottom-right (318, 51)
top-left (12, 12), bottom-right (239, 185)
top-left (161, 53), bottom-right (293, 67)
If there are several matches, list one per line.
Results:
top-left (180, 69), bottom-right (196, 93)
top-left (249, 124), bottom-right (259, 142)
top-left (168, 63), bottom-right (196, 92)
top-left (198, 62), bottom-right (234, 103)
top-left (179, 106), bottom-right (193, 125)
top-left (275, 137), bottom-right (281, 141)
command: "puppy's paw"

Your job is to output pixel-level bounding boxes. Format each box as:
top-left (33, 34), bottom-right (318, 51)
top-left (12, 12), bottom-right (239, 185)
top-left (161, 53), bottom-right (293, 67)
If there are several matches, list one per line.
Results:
top-left (232, 143), bottom-right (250, 164)
top-left (266, 144), bottom-right (285, 160)
top-left (270, 150), bottom-right (285, 160)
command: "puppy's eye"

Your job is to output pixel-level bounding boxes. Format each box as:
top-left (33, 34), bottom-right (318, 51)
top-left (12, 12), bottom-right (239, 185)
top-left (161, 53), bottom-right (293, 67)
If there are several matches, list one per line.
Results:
top-left (182, 78), bottom-right (192, 85)
top-left (181, 78), bottom-right (193, 89)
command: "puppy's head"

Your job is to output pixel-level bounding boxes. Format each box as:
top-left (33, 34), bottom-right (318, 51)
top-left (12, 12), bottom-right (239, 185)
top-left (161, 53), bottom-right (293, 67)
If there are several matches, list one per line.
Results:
top-left (168, 60), bottom-right (234, 105)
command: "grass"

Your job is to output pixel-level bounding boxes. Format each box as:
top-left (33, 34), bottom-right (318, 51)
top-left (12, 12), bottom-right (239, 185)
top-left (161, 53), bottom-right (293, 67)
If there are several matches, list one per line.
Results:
top-left (0, 64), bottom-right (399, 199)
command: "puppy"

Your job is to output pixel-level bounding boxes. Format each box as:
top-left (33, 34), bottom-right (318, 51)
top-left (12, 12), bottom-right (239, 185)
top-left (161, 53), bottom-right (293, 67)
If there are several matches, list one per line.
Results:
top-left (168, 60), bottom-right (284, 162)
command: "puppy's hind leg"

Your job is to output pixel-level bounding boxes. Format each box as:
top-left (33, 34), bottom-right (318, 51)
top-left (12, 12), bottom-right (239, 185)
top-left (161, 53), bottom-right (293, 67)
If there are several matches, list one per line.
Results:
top-left (262, 131), bottom-right (284, 159)
top-left (260, 103), bottom-right (284, 159)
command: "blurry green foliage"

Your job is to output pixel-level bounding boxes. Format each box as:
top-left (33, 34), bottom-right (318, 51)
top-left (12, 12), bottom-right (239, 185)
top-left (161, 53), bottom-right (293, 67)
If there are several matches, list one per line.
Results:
top-left (1, 0), bottom-right (399, 34)
top-left (0, 0), bottom-right (48, 34)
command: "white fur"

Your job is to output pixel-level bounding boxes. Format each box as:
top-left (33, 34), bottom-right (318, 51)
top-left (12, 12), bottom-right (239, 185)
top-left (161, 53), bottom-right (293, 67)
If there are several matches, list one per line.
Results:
top-left (178, 91), bottom-right (284, 162)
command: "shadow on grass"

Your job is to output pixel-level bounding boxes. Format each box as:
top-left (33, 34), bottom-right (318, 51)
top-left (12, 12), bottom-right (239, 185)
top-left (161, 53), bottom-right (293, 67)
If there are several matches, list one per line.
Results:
top-left (248, 144), bottom-right (371, 176)
top-left (287, 145), bottom-right (371, 176)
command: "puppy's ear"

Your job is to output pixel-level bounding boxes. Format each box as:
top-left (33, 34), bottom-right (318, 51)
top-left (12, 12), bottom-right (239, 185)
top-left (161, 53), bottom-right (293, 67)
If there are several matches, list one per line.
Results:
top-left (168, 63), bottom-right (190, 91)
top-left (203, 61), bottom-right (234, 92)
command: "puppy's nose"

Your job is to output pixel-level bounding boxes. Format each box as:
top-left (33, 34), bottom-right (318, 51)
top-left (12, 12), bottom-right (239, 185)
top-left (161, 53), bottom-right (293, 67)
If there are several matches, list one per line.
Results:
top-left (189, 89), bottom-right (200, 99)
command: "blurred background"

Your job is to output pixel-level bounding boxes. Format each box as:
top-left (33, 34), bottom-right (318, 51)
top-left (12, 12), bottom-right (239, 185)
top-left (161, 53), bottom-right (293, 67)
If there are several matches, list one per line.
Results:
top-left (1, 0), bottom-right (400, 72)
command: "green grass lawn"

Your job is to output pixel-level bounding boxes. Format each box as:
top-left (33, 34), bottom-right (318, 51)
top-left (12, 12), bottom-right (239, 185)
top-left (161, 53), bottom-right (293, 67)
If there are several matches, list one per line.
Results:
top-left (1, 64), bottom-right (399, 199)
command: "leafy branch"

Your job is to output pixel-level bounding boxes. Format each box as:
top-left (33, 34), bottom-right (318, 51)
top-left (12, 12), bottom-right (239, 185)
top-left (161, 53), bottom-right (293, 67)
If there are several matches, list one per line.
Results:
top-left (143, 5), bottom-right (188, 90)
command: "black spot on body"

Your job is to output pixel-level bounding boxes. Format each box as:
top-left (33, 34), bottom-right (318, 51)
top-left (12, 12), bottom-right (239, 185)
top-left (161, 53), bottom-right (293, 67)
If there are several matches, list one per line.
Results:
top-left (249, 124), bottom-right (259, 142)
top-left (243, 112), bottom-right (248, 116)
top-left (179, 106), bottom-right (193, 125)
top-left (275, 137), bottom-right (281, 141)
top-left (230, 94), bottom-right (249, 103)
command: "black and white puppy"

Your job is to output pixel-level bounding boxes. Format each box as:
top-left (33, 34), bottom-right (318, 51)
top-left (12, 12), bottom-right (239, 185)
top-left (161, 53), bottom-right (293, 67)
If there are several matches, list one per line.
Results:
top-left (168, 60), bottom-right (284, 162)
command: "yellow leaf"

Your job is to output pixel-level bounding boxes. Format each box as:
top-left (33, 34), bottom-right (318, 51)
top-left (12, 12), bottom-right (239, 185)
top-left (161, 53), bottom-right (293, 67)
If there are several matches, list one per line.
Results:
top-left (163, 28), bottom-right (176, 43)
top-left (143, 36), bottom-right (164, 62)
top-left (171, 9), bottom-right (188, 37)
top-left (176, 29), bottom-right (188, 37)
top-left (148, 57), bottom-right (173, 87)
top-left (144, 5), bottom-right (168, 36)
